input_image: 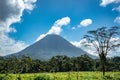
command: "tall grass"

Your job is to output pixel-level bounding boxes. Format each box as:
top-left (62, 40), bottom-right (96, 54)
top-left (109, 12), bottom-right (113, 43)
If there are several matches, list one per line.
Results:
top-left (0, 72), bottom-right (119, 80)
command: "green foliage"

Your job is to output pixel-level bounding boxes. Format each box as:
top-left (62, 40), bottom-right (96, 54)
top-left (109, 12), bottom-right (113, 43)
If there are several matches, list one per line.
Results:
top-left (0, 72), bottom-right (120, 80)
top-left (83, 26), bottom-right (120, 76)
top-left (0, 55), bottom-right (120, 74)
top-left (34, 75), bottom-right (52, 80)
top-left (17, 74), bottom-right (21, 80)
top-left (0, 76), bottom-right (5, 80)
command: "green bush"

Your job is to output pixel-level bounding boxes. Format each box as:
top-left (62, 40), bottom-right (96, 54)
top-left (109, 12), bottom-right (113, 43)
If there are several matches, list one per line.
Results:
top-left (102, 75), bottom-right (113, 80)
top-left (0, 76), bottom-right (4, 80)
top-left (34, 75), bottom-right (52, 80)
top-left (0, 76), bottom-right (9, 80)
top-left (17, 76), bottom-right (21, 80)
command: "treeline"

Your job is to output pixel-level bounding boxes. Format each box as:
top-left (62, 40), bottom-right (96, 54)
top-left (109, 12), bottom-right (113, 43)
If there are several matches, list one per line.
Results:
top-left (0, 54), bottom-right (120, 74)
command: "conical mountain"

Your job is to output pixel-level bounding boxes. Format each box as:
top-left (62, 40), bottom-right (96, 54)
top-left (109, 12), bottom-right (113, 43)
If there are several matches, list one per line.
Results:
top-left (9, 34), bottom-right (89, 60)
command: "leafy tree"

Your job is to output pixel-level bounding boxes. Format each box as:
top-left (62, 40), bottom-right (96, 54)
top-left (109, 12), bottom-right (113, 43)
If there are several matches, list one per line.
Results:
top-left (78, 54), bottom-right (94, 71)
top-left (49, 55), bottom-right (71, 72)
top-left (83, 26), bottom-right (120, 75)
top-left (111, 56), bottom-right (120, 71)
top-left (70, 54), bottom-right (94, 71)
top-left (21, 56), bottom-right (33, 73)
top-left (0, 55), bottom-right (120, 73)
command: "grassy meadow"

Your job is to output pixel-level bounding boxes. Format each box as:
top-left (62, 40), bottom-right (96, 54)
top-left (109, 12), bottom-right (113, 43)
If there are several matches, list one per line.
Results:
top-left (0, 72), bottom-right (120, 80)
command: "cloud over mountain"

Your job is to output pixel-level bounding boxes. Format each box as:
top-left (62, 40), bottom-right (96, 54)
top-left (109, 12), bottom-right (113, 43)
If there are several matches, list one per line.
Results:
top-left (36, 17), bottom-right (70, 41)
top-left (0, 0), bottom-right (37, 56)
top-left (71, 37), bottom-right (120, 57)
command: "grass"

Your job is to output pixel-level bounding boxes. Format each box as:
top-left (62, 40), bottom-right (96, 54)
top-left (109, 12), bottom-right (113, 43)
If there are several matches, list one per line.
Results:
top-left (0, 72), bottom-right (120, 80)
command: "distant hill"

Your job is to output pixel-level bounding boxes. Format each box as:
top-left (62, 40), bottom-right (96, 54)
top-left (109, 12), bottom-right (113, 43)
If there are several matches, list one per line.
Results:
top-left (8, 34), bottom-right (93, 60)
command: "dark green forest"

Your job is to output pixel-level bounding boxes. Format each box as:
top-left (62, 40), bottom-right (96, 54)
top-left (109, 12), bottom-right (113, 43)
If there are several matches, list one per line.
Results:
top-left (0, 54), bottom-right (120, 74)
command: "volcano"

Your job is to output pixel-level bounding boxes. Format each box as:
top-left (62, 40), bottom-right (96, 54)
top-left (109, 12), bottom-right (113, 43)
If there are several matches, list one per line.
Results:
top-left (9, 34), bottom-right (90, 60)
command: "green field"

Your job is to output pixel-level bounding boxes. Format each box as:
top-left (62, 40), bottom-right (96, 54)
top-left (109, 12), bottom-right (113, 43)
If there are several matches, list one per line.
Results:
top-left (0, 72), bottom-right (120, 80)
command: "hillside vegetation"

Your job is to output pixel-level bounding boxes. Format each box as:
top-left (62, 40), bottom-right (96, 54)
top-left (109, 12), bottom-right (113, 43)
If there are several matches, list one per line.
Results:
top-left (0, 54), bottom-right (120, 73)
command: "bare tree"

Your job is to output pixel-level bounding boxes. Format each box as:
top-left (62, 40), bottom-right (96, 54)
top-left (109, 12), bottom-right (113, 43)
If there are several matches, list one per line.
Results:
top-left (83, 26), bottom-right (120, 76)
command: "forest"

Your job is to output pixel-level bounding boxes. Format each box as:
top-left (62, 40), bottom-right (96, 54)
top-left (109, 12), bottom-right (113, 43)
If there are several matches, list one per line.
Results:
top-left (0, 54), bottom-right (120, 74)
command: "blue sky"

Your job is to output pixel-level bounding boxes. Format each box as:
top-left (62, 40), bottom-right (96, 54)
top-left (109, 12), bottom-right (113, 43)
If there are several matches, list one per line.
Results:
top-left (0, 0), bottom-right (120, 56)
top-left (10, 0), bottom-right (119, 44)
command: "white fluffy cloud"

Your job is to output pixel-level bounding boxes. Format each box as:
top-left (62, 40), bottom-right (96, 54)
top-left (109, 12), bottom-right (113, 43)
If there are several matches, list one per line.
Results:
top-left (100, 0), bottom-right (120, 24)
top-left (71, 27), bottom-right (76, 30)
top-left (70, 39), bottom-right (85, 48)
top-left (71, 39), bottom-right (98, 56)
top-left (113, 5), bottom-right (120, 12)
top-left (71, 38), bottom-right (120, 57)
top-left (0, 0), bottom-right (37, 56)
top-left (114, 16), bottom-right (120, 24)
top-left (80, 19), bottom-right (92, 27)
top-left (36, 17), bottom-right (70, 41)
top-left (100, 0), bottom-right (119, 7)
top-left (72, 19), bottom-right (92, 30)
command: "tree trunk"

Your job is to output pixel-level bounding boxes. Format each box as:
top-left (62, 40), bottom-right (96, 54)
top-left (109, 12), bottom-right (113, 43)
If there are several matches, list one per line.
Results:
top-left (99, 53), bottom-right (106, 76)
top-left (102, 62), bottom-right (105, 76)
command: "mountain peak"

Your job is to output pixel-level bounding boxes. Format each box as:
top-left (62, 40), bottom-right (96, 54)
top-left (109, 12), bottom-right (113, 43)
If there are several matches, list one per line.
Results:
top-left (40, 34), bottom-right (65, 41)
top-left (9, 34), bottom-right (89, 60)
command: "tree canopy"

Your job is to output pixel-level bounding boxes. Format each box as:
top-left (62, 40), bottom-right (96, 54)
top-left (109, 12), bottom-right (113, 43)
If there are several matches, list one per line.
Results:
top-left (83, 26), bottom-right (120, 75)
top-left (0, 55), bottom-right (120, 74)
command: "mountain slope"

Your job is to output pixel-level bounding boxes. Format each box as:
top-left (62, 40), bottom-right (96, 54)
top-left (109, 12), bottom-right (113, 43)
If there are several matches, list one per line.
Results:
top-left (9, 34), bottom-right (90, 60)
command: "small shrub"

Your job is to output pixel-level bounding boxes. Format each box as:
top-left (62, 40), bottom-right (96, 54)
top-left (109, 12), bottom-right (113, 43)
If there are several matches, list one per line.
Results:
top-left (34, 75), bottom-right (52, 80)
top-left (0, 76), bottom-right (8, 80)
top-left (17, 76), bottom-right (21, 80)
top-left (102, 75), bottom-right (113, 80)
top-left (0, 76), bottom-right (4, 80)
